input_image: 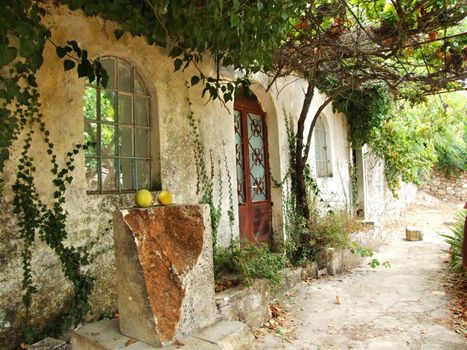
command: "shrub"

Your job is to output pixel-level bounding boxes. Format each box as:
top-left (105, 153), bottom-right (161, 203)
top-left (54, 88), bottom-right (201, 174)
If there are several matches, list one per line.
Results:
top-left (286, 205), bottom-right (365, 266)
top-left (434, 130), bottom-right (467, 177)
top-left (440, 209), bottom-right (466, 272)
top-left (214, 240), bottom-right (285, 288)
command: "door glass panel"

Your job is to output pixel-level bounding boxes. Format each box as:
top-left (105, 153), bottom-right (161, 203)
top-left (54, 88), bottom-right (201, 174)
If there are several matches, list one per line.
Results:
top-left (101, 90), bottom-right (116, 122)
top-left (101, 158), bottom-right (116, 191)
top-left (83, 87), bottom-right (97, 120)
top-left (118, 60), bottom-right (133, 92)
top-left (135, 72), bottom-right (146, 94)
top-left (101, 124), bottom-right (115, 156)
top-left (119, 126), bottom-right (133, 157)
top-left (118, 94), bottom-right (132, 124)
top-left (136, 160), bottom-right (150, 190)
top-left (84, 121), bottom-right (98, 155)
top-left (101, 57), bottom-right (116, 89)
top-left (85, 158), bottom-right (99, 191)
top-left (234, 110), bottom-right (246, 204)
top-left (135, 97), bottom-right (149, 126)
top-left (135, 128), bottom-right (149, 158)
top-left (119, 159), bottom-right (134, 191)
top-left (247, 113), bottom-right (267, 201)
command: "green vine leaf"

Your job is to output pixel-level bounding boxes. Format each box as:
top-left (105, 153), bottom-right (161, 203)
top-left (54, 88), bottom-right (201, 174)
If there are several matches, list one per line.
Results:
top-left (0, 47), bottom-right (17, 66)
top-left (63, 59), bottom-right (75, 71)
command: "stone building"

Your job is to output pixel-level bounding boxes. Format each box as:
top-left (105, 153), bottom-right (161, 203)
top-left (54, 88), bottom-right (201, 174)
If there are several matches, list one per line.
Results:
top-left (0, 4), bottom-right (416, 348)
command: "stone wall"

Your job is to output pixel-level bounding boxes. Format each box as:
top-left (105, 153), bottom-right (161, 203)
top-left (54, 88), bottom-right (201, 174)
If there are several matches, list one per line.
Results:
top-left (420, 169), bottom-right (467, 202)
top-left (361, 146), bottom-right (418, 224)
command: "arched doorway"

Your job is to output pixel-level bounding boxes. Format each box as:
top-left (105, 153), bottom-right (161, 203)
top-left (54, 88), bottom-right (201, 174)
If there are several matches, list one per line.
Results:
top-left (234, 92), bottom-right (272, 243)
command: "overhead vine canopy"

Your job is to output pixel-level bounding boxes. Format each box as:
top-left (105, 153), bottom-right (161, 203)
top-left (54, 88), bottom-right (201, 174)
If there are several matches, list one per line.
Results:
top-left (274, 0), bottom-right (466, 97)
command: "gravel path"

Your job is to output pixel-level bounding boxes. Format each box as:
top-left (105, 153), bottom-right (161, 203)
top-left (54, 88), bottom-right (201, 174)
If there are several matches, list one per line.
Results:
top-left (257, 192), bottom-right (466, 349)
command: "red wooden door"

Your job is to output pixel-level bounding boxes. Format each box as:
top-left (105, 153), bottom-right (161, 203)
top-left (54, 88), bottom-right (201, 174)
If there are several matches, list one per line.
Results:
top-left (234, 95), bottom-right (272, 243)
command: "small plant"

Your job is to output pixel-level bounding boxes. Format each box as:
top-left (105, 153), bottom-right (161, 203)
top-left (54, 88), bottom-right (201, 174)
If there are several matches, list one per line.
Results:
top-left (440, 209), bottom-right (467, 272)
top-left (214, 240), bottom-right (285, 288)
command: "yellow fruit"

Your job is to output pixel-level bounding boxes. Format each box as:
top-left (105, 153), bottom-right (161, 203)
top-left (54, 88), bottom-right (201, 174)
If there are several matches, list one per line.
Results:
top-left (135, 189), bottom-right (153, 208)
top-left (157, 190), bottom-right (173, 206)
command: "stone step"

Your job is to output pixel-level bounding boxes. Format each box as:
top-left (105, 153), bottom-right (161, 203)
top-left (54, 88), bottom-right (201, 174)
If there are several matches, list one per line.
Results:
top-left (72, 318), bottom-right (256, 350)
top-left (191, 319), bottom-right (256, 350)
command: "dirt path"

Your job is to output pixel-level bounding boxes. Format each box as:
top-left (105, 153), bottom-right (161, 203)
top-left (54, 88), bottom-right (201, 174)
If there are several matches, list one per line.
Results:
top-left (257, 192), bottom-right (466, 350)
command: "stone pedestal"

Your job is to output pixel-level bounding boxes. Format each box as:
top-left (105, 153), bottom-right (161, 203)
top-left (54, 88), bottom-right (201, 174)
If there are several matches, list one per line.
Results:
top-left (113, 204), bottom-right (217, 347)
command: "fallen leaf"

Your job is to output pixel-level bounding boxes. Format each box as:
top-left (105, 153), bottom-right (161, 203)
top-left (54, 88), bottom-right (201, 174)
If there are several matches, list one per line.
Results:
top-left (174, 339), bottom-right (185, 346)
top-left (124, 339), bottom-right (138, 347)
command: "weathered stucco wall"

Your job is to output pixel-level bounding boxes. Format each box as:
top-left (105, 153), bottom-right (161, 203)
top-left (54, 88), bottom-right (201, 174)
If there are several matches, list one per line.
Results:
top-left (0, 5), bottom-right (418, 348)
top-left (362, 146), bottom-right (417, 223)
top-left (420, 169), bottom-right (467, 202)
top-left (307, 103), bottom-right (352, 210)
top-left (0, 4), bottom-right (236, 348)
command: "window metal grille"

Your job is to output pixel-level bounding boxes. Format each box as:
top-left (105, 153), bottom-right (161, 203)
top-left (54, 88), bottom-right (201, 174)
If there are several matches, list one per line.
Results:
top-left (315, 115), bottom-right (332, 177)
top-left (84, 57), bottom-right (152, 193)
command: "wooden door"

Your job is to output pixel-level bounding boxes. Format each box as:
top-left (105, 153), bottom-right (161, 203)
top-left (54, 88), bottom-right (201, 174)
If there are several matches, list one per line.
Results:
top-left (234, 94), bottom-right (272, 243)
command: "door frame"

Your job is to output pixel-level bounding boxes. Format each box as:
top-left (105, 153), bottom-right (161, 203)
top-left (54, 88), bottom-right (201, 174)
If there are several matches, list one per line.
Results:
top-left (234, 93), bottom-right (272, 243)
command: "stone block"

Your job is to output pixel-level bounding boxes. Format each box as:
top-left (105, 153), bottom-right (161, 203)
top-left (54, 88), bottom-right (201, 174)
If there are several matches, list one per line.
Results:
top-left (406, 226), bottom-right (424, 241)
top-left (113, 205), bottom-right (217, 347)
top-left (72, 319), bottom-right (220, 350)
top-left (215, 280), bottom-right (271, 328)
top-left (325, 247), bottom-right (342, 275)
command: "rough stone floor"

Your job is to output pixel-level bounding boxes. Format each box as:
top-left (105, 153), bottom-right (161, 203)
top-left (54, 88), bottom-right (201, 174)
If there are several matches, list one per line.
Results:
top-left (257, 192), bottom-right (467, 350)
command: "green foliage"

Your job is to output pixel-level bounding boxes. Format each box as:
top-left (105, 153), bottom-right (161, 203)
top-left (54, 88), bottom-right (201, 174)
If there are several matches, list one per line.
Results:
top-left (334, 86), bottom-right (466, 194)
top-left (185, 89), bottom-right (221, 249)
top-left (62, 0), bottom-right (306, 102)
top-left (440, 209), bottom-right (466, 272)
top-left (10, 86), bottom-right (94, 341)
top-left (334, 83), bottom-right (392, 147)
top-left (435, 131), bottom-right (466, 176)
top-left (214, 240), bottom-right (285, 288)
top-left (1, 2), bottom-right (108, 342)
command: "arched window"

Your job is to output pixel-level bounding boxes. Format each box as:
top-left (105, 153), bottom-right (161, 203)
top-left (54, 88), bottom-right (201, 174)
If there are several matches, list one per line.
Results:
top-left (83, 57), bottom-right (152, 193)
top-left (314, 115), bottom-right (332, 177)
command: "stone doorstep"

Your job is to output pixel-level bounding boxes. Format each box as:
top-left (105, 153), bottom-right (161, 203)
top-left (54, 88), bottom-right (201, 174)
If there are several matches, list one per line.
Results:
top-left (71, 319), bottom-right (256, 350)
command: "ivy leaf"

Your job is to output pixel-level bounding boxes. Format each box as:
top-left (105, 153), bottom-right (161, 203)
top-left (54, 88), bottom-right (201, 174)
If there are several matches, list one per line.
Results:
top-left (63, 59), bottom-right (75, 71)
top-left (191, 75), bottom-right (200, 86)
top-left (56, 46), bottom-right (69, 59)
top-left (67, 40), bottom-right (81, 57)
top-left (173, 58), bottom-right (183, 72)
top-left (19, 38), bottom-right (35, 58)
top-left (30, 53), bottom-right (43, 71)
top-left (169, 46), bottom-right (183, 58)
top-left (0, 47), bottom-right (17, 67)
top-left (114, 29), bottom-right (125, 40)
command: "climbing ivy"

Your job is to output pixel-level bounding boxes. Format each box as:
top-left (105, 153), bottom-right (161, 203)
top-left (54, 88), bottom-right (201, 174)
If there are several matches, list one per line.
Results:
top-left (1, 1), bottom-right (109, 341)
